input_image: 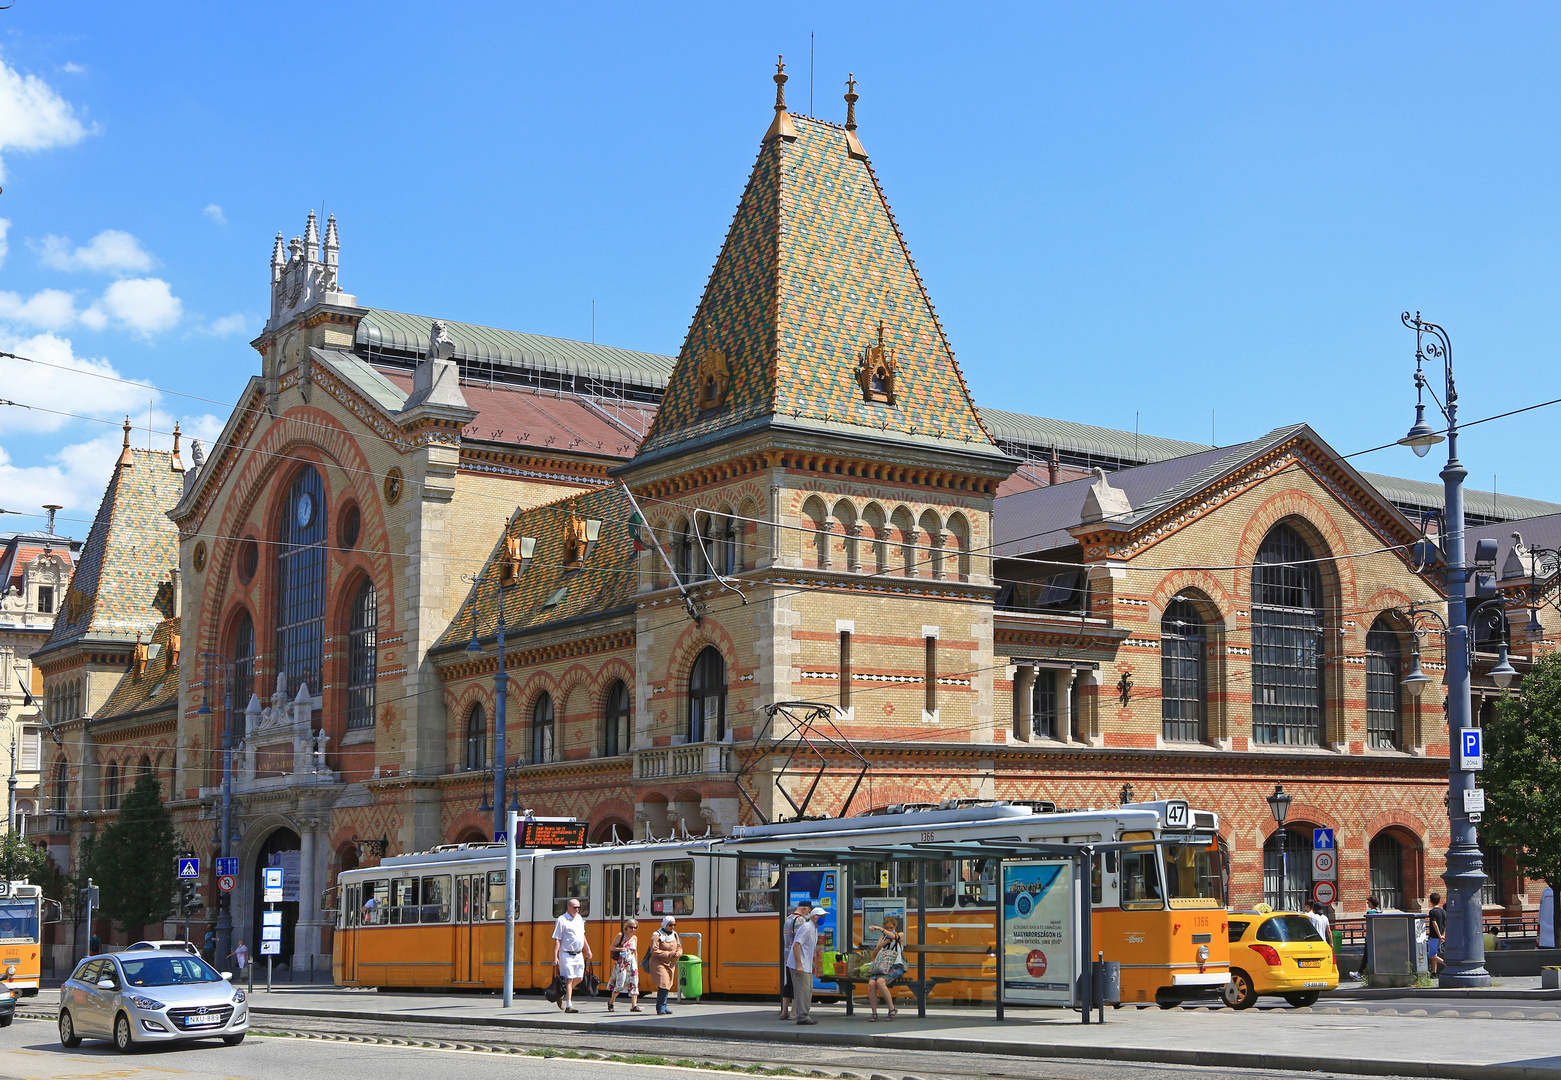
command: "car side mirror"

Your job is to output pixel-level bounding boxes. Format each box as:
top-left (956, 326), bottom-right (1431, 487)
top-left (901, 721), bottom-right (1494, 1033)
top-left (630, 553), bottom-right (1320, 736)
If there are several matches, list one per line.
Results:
top-left (96, 978), bottom-right (115, 990)
top-left (220, 971), bottom-right (233, 980)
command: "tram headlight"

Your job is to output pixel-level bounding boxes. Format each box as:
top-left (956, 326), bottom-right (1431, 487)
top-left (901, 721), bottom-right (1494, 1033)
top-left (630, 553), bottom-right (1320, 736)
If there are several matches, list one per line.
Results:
top-left (1196, 945), bottom-right (1210, 963)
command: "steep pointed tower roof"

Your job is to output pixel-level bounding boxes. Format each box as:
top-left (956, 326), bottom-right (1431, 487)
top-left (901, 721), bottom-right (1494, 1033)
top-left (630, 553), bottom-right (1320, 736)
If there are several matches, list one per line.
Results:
top-left (631, 68), bottom-right (1006, 472)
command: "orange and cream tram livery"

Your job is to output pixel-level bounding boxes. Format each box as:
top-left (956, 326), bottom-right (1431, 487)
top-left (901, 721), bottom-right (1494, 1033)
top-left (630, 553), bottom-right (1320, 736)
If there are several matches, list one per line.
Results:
top-left (333, 800), bottom-right (1228, 1007)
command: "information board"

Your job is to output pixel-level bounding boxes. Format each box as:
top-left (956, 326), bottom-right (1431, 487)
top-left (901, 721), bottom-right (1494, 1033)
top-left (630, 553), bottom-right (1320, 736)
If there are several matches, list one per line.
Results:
top-left (1001, 860), bottom-right (1076, 1006)
top-left (260, 940), bottom-right (280, 956)
top-left (522, 820), bottom-right (588, 849)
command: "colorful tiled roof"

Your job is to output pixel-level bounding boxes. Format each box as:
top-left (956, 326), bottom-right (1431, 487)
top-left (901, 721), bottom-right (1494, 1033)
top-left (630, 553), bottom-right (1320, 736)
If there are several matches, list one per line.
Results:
top-left (95, 617), bottom-right (181, 723)
top-left (634, 113), bottom-right (1004, 466)
top-left (38, 448), bottom-right (181, 655)
top-left (434, 483), bottom-right (639, 652)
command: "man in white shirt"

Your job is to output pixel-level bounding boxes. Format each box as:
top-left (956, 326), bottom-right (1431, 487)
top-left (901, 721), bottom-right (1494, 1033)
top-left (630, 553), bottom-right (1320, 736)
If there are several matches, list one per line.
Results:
top-left (1307, 902), bottom-right (1331, 943)
top-left (552, 897), bottom-right (592, 1012)
top-left (789, 906), bottom-right (824, 1025)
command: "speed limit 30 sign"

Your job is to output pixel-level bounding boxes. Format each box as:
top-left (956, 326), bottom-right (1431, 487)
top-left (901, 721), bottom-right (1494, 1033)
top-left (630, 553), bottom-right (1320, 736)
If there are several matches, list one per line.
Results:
top-left (1311, 848), bottom-right (1337, 881)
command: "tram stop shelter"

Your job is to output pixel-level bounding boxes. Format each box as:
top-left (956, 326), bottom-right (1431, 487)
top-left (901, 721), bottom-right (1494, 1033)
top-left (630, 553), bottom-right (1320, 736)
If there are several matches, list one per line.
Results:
top-left (714, 803), bottom-right (1217, 1024)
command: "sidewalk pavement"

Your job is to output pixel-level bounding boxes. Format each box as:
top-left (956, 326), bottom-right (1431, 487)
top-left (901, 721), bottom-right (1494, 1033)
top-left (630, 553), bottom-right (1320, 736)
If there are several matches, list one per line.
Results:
top-left (1331, 976), bottom-right (1561, 1001)
top-left (217, 986), bottom-right (1561, 1080)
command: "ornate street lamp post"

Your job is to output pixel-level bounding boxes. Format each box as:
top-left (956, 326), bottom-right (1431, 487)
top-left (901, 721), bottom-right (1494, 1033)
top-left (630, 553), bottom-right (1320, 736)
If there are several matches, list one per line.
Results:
top-left (1396, 312), bottom-right (1490, 986)
top-left (1266, 783), bottom-right (1292, 908)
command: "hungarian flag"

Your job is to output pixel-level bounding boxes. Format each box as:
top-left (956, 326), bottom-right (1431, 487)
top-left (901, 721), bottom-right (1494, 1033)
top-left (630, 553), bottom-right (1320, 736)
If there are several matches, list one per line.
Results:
top-left (629, 512), bottom-right (649, 553)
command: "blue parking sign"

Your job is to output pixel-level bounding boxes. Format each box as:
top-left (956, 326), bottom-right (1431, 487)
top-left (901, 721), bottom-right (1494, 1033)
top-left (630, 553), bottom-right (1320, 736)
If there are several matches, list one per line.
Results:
top-left (177, 857), bottom-right (200, 879)
top-left (1313, 828), bottom-right (1334, 850)
top-left (1461, 728), bottom-right (1483, 771)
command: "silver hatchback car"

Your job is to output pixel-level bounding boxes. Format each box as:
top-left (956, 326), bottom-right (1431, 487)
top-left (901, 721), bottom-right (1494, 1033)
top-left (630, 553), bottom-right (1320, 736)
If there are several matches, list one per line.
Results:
top-left (59, 949), bottom-right (248, 1052)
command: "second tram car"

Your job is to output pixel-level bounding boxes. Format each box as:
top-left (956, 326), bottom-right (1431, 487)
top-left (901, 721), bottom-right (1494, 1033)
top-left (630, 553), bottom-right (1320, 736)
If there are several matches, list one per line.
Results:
top-left (334, 800), bottom-right (1227, 1006)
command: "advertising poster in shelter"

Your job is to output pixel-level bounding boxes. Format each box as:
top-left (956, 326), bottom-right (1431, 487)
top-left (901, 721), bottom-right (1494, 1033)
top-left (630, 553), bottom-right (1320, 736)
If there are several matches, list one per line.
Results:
top-left (1001, 860), bottom-right (1076, 1005)
top-left (785, 867), bottom-right (839, 992)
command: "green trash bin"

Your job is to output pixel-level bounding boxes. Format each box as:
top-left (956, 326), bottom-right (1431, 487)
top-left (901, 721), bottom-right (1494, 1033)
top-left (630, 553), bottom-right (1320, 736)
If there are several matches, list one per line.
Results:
top-left (678, 954), bottom-right (703, 1000)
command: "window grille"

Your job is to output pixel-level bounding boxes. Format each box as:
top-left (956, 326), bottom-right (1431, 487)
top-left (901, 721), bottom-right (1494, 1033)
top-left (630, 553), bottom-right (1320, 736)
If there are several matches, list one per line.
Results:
top-left (1369, 834), bottom-right (1404, 911)
top-left (465, 704), bottom-right (486, 771)
top-left (689, 647), bottom-right (726, 743)
top-left (532, 693), bottom-right (555, 764)
top-left (346, 580), bottom-right (377, 729)
top-left (1161, 598), bottom-right (1206, 742)
top-left (1262, 829), bottom-right (1312, 911)
top-left (275, 467), bottom-right (327, 696)
top-left (1365, 619), bottom-right (1401, 749)
top-left (1481, 844), bottom-right (1504, 907)
top-left (232, 611), bottom-right (254, 711)
top-left (602, 681), bottom-right (630, 757)
top-left (1252, 525), bottom-right (1325, 745)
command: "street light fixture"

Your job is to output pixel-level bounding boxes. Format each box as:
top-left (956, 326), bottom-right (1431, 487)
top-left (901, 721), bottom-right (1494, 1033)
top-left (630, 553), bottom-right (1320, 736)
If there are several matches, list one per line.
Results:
top-left (1266, 783), bottom-right (1292, 827)
top-left (1265, 783), bottom-right (1293, 910)
top-left (1396, 312), bottom-right (1489, 987)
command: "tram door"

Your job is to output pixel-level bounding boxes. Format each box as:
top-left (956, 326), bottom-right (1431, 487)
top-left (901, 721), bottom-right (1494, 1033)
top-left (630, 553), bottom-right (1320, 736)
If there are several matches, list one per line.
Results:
top-left (454, 874), bottom-right (484, 983)
top-left (604, 864), bottom-right (641, 925)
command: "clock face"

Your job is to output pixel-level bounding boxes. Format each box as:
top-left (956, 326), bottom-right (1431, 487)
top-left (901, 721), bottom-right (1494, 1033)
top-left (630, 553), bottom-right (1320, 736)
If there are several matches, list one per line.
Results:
top-left (296, 492), bottom-right (314, 528)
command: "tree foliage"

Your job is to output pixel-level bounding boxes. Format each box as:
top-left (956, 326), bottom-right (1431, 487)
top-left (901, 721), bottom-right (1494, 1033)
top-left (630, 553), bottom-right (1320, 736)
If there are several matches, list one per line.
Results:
top-left (1483, 652), bottom-right (1561, 926)
top-left (89, 773), bottom-right (178, 933)
top-left (0, 829), bottom-right (53, 886)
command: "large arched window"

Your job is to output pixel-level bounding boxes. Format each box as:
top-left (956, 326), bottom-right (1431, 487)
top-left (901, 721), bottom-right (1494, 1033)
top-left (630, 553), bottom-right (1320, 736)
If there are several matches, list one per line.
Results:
top-left (1369, 833), bottom-right (1404, 910)
top-left (603, 680), bottom-right (631, 757)
top-left (689, 647), bottom-right (726, 744)
top-left (346, 579), bottom-right (377, 730)
top-left (51, 760), bottom-right (67, 815)
top-left (532, 693), bottom-right (555, 764)
top-left (1252, 524), bottom-right (1325, 745)
top-left (103, 763), bottom-right (120, 811)
top-left (1263, 828), bottom-right (1312, 911)
top-left (1161, 597), bottom-right (1206, 742)
top-left (464, 704), bottom-right (486, 771)
top-left (1365, 617), bottom-right (1402, 749)
top-left (276, 466), bottom-right (327, 695)
top-left (232, 610), bottom-right (255, 709)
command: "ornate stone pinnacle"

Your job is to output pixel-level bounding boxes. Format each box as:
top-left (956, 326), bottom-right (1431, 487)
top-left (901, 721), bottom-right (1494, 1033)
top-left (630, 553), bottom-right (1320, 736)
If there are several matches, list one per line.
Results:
top-left (845, 73), bottom-right (859, 131)
top-left (118, 416), bottom-right (133, 466)
top-left (774, 54), bottom-right (787, 113)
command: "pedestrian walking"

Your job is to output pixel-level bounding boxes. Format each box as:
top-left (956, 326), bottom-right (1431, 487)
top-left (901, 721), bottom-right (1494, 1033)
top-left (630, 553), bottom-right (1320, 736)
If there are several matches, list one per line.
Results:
top-left (89, 932), bottom-right (101, 956)
top-left (607, 918), bottom-right (641, 1013)
top-left (647, 916), bottom-right (683, 1014)
top-left (1306, 902), bottom-right (1330, 943)
top-left (864, 914), bottom-right (905, 1021)
top-left (551, 897), bottom-right (593, 1013)
top-left (203, 930), bottom-right (216, 962)
top-left (230, 941), bottom-right (249, 977)
top-left (789, 906), bottom-right (825, 1025)
top-left (1426, 892), bottom-right (1446, 975)
top-left (779, 901), bottom-right (810, 1020)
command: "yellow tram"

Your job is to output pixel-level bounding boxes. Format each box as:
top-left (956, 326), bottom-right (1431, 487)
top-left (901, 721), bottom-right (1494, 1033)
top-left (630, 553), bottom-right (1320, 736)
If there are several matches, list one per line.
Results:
top-left (333, 800), bottom-right (1228, 1007)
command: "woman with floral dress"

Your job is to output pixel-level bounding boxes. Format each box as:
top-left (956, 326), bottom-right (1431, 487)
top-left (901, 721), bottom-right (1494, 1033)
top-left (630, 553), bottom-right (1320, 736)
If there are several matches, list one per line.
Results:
top-left (607, 918), bottom-right (641, 1012)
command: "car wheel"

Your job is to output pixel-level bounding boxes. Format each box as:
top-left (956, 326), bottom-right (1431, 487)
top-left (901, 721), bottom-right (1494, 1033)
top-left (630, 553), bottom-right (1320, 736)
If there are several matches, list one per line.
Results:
top-left (0, 1015), bottom-right (12, 1027)
top-left (114, 1012), bottom-right (137, 1053)
top-left (1284, 990), bottom-right (1320, 1008)
top-left (223, 1034), bottom-right (245, 1046)
top-left (1223, 969), bottom-right (1259, 1010)
top-left (58, 1009), bottom-right (81, 1048)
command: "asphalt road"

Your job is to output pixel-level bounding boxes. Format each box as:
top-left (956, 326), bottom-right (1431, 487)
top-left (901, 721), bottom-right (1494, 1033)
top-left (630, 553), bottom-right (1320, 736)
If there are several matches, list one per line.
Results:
top-left (0, 1010), bottom-right (1454, 1080)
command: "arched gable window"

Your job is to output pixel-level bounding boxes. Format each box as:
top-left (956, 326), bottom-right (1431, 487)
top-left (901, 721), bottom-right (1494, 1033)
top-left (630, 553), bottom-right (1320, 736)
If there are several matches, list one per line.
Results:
top-left (532, 693), bottom-right (555, 764)
top-left (464, 704), bottom-right (486, 771)
top-left (1252, 524), bottom-right (1325, 745)
top-left (1161, 597), bottom-right (1206, 742)
top-left (138, 754), bottom-right (153, 795)
top-left (1365, 617), bottom-right (1402, 749)
top-left (1369, 833), bottom-right (1405, 910)
top-left (50, 760), bottom-right (67, 815)
top-left (346, 579), bottom-right (377, 730)
top-left (689, 647), bottom-right (726, 743)
top-left (276, 466), bottom-right (327, 695)
top-left (603, 680), bottom-right (631, 757)
top-left (104, 763), bottom-right (120, 811)
top-left (232, 610), bottom-right (255, 709)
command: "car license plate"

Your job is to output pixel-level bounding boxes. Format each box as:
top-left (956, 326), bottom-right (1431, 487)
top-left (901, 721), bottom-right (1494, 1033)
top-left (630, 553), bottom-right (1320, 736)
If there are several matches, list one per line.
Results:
top-left (1296, 959), bottom-right (1320, 968)
top-left (184, 1015), bottom-right (221, 1026)
top-left (1303, 981), bottom-right (1328, 988)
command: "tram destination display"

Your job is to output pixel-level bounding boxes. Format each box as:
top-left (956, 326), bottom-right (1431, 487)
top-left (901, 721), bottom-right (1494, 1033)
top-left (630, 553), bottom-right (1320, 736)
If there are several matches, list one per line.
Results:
top-left (521, 820), bottom-right (588, 849)
top-left (1001, 860), bottom-right (1077, 1006)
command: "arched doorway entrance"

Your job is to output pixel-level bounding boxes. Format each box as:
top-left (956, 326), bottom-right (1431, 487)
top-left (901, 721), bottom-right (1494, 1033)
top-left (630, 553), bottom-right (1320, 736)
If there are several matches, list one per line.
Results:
top-left (252, 827), bottom-right (300, 967)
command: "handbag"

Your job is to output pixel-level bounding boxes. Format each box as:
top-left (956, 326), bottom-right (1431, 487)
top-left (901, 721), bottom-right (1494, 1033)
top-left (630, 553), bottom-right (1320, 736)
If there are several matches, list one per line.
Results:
top-left (543, 973), bottom-right (565, 1002)
top-left (582, 970), bottom-right (600, 997)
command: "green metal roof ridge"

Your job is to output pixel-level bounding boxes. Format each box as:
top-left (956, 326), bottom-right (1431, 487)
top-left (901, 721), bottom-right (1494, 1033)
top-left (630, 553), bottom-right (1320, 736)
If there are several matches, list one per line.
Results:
top-left (978, 406), bottom-right (1212, 464)
top-left (1359, 471), bottom-right (1561, 520)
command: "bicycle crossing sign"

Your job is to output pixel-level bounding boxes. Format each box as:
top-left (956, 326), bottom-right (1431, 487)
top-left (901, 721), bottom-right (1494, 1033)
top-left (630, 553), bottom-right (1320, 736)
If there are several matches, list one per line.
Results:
top-left (177, 857), bottom-right (200, 879)
top-left (1313, 828), bottom-right (1334, 850)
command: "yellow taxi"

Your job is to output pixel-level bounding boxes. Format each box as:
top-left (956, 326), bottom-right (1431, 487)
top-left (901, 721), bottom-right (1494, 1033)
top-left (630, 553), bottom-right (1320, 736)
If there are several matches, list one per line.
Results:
top-left (1223, 910), bottom-right (1337, 1008)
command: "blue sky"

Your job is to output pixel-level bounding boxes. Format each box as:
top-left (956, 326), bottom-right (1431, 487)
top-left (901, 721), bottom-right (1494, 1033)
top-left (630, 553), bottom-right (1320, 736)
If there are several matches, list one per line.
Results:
top-left (2, 3), bottom-right (1560, 536)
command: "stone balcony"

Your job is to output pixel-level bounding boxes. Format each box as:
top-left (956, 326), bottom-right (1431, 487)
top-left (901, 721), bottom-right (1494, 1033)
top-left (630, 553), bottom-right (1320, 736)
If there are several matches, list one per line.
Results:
top-left (633, 741), bottom-right (732, 780)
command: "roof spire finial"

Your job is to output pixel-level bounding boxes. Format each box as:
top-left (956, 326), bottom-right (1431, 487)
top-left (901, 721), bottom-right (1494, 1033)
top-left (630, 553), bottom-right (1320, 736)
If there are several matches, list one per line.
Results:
top-left (765, 55), bottom-right (799, 142)
top-left (118, 415), bottom-right (133, 467)
top-left (170, 421), bottom-right (184, 473)
top-left (845, 72), bottom-right (858, 131)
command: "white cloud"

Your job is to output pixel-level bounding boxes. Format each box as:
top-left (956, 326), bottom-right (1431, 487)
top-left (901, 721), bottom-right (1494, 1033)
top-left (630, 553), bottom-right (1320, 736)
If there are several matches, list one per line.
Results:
top-left (0, 288), bottom-right (77, 330)
top-left (61, 63), bottom-right (86, 75)
top-left (204, 204), bottom-right (226, 225)
top-left (36, 229), bottom-right (154, 274)
top-left (0, 58), bottom-right (93, 181)
top-left (0, 331), bottom-right (155, 435)
top-left (81, 277), bottom-right (182, 335)
top-left (201, 313), bottom-right (249, 337)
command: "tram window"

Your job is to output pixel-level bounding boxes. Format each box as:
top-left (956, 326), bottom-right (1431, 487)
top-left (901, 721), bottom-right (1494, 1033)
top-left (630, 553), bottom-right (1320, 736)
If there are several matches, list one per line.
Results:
top-left (849, 861), bottom-right (889, 901)
top-left (894, 860), bottom-right (956, 909)
top-left (361, 880), bottom-right (389, 925)
top-left (1162, 842), bottom-right (1220, 901)
top-left (486, 870), bottom-right (507, 921)
top-left (1092, 857), bottom-right (1102, 905)
top-left (390, 878), bottom-right (420, 924)
top-left (737, 858), bottom-right (781, 912)
top-left (651, 859), bottom-right (694, 916)
top-left (553, 865), bottom-right (591, 917)
top-left (956, 859), bottom-right (995, 907)
top-left (1119, 848), bottom-right (1164, 909)
top-left (344, 884), bottom-right (360, 928)
top-left (420, 875), bottom-right (451, 923)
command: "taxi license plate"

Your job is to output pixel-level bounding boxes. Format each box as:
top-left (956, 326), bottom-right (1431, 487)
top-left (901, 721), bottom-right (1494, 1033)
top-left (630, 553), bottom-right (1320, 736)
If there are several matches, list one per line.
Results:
top-left (1296, 959), bottom-right (1321, 968)
top-left (1303, 981), bottom-right (1328, 988)
top-left (184, 1015), bottom-right (221, 1027)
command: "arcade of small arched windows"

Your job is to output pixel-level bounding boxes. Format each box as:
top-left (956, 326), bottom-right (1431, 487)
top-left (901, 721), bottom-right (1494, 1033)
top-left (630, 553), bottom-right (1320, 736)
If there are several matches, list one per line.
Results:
top-left (800, 496), bottom-right (974, 582)
top-left (45, 680), bottom-right (84, 725)
top-left (450, 673), bottom-right (636, 771)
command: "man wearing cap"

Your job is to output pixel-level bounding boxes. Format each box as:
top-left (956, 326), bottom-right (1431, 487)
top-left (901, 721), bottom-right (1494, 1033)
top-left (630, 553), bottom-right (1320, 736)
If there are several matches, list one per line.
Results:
top-left (789, 906), bottom-right (826, 1025)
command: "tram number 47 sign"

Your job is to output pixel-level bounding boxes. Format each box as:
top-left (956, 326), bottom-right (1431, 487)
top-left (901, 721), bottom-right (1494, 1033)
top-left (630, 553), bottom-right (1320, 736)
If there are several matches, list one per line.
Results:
top-left (1311, 848), bottom-right (1337, 882)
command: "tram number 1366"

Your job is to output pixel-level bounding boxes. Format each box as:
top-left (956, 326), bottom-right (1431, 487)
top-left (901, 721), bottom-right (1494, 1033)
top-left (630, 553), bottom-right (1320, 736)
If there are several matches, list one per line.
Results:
top-left (921, 831), bottom-right (936, 843)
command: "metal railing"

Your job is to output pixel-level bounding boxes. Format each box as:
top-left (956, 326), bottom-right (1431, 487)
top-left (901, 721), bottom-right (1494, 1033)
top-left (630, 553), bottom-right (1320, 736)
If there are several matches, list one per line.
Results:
top-left (1332, 913), bottom-right (1542, 949)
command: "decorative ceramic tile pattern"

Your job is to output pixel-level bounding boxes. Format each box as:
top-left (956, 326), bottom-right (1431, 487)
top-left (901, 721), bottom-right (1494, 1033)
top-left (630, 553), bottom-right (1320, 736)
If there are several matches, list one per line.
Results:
top-left (41, 449), bottom-right (181, 652)
top-left (638, 115), bottom-right (996, 458)
top-left (97, 616), bottom-right (181, 721)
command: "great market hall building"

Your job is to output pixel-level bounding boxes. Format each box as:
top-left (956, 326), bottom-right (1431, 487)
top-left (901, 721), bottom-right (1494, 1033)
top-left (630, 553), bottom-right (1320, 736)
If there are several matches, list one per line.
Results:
top-left (29, 72), bottom-right (1561, 971)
